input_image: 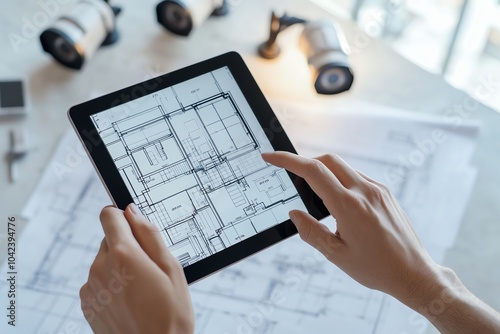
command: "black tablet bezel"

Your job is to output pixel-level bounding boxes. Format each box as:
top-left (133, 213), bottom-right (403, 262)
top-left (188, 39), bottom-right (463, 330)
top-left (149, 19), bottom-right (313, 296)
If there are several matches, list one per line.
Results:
top-left (68, 51), bottom-right (329, 284)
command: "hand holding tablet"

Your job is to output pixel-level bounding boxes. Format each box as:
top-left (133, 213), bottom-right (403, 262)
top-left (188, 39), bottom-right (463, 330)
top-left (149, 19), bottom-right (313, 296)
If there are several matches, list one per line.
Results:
top-left (69, 52), bottom-right (328, 283)
top-left (80, 205), bottom-right (194, 333)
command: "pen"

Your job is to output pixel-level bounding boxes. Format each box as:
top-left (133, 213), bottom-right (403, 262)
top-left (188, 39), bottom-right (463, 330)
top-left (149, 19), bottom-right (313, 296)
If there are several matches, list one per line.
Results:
top-left (8, 129), bottom-right (27, 183)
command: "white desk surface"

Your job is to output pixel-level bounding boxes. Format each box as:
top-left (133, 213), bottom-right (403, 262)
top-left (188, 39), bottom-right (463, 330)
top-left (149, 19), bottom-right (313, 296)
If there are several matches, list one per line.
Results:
top-left (1, 0), bottom-right (499, 331)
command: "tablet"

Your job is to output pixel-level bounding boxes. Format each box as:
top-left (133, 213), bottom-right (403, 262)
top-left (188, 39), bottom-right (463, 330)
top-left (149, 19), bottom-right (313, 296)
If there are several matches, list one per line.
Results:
top-left (69, 52), bottom-right (329, 283)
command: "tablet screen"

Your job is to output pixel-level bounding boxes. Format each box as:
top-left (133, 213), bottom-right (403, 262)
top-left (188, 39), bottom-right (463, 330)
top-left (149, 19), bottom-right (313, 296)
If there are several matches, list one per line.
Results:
top-left (90, 66), bottom-right (307, 267)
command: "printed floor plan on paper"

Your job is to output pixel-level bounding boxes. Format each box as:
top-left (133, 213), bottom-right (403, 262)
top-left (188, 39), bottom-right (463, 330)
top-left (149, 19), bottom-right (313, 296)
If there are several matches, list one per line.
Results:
top-left (90, 67), bottom-right (306, 266)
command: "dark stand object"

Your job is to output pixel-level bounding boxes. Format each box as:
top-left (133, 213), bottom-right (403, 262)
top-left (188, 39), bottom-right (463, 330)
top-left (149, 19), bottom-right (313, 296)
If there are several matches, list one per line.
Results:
top-left (258, 12), bottom-right (306, 59)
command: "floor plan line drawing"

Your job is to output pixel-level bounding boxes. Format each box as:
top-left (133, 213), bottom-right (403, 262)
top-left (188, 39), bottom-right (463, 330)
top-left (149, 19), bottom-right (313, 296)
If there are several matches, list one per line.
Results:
top-left (90, 67), bottom-right (307, 267)
top-left (0, 162), bottom-right (108, 334)
top-left (26, 178), bottom-right (95, 293)
top-left (189, 237), bottom-right (388, 334)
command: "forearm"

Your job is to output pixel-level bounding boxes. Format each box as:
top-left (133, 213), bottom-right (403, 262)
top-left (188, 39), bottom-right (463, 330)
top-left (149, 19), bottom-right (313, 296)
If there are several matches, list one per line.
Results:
top-left (401, 266), bottom-right (500, 333)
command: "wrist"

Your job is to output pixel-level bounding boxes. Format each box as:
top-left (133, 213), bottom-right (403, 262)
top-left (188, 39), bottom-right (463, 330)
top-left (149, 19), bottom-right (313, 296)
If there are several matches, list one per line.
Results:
top-left (395, 263), bottom-right (465, 318)
top-left (394, 265), bottom-right (500, 333)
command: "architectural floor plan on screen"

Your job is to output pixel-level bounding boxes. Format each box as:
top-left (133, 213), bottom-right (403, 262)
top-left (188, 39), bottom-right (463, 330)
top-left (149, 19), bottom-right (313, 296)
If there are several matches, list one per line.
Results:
top-left (90, 67), bottom-right (306, 266)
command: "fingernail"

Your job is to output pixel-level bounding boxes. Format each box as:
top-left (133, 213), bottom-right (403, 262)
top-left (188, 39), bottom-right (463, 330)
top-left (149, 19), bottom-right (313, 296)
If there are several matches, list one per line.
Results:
top-left (289, 210), bottom-right (297, 220)
top-left (129, 203), bottom-right (140, 215)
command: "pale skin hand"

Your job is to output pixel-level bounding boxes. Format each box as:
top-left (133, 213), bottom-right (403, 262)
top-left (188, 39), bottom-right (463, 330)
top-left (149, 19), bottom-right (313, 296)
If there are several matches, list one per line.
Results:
top-left (80, 204), bottom-right (194, 334)
top-left (262, 151), bottom-right (500, 334)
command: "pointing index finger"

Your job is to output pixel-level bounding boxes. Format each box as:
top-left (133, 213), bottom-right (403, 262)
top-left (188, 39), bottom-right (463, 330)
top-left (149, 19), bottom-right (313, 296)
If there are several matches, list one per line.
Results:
top-left (262, 151), bottom-right (347, 215)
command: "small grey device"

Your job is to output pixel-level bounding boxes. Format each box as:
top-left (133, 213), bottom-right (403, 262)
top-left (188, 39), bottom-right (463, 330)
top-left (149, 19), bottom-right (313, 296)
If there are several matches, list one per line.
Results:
top-left (0, 81), bottom-right (27, 117)
top-left (7, 128), bottom-right (28, 183)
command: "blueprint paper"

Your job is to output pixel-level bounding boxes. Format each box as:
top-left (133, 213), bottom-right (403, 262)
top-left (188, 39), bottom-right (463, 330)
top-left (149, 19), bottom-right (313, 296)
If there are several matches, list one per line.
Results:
top-left (1, 132), bottom-right (386, 334)
top-left (1, 101), bottom-right (479, 334)
top-left (2, 130), bottom-right (109, 334)
top-left (190, 231), bottom-right (387, 334)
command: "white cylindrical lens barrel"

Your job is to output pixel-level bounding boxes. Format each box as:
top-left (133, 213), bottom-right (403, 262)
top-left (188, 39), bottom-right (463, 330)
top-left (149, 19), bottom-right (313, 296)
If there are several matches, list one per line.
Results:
top-left (300, 20), bottom-right (354, 94)
top-left (186, 0), bottom-right (223, 28)
top-left (300, 19), bottom-right (350, 72)
top-left (61, 0), bottom-right (114, 61)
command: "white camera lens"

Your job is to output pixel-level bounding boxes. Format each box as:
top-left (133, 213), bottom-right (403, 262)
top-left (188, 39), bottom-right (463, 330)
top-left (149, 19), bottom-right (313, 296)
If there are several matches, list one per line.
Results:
top-left (316, 66), bottom-right (350, 94)
top-left (53, 36), bottom-right (79, 64)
